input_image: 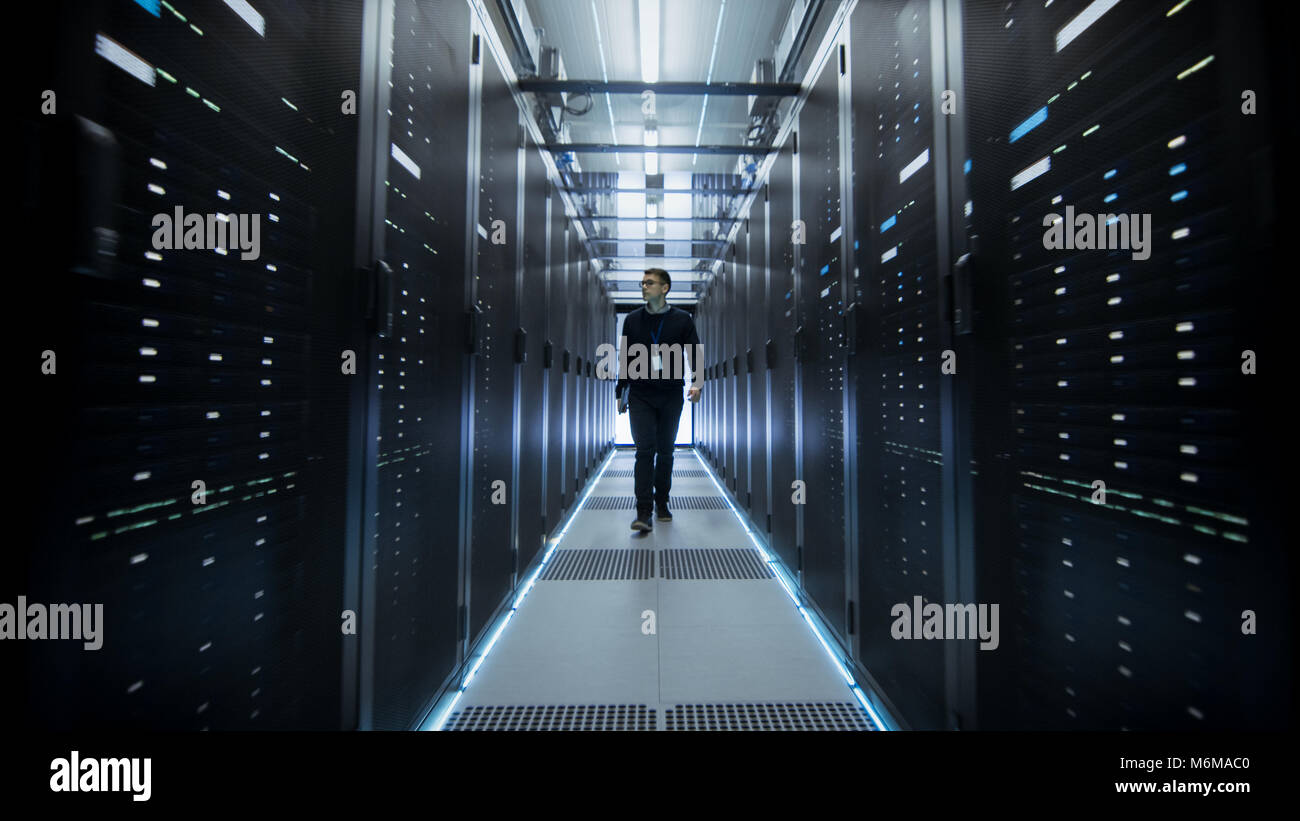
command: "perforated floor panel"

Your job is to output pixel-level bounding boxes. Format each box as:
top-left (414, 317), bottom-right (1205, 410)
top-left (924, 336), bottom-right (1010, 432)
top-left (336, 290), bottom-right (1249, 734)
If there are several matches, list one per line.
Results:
top-left (664, 702), bottom-right (876, 731)
top-left (584, 495), bottom-right (729, 510)
top-left (540, 549), bottom-right (655, 580)
top-left (660, 549), bottom-right (773, 580)
top-left (444, 704), bottom-right (655, 731)
top-left (538, 549), bottom-right (773, 580)
top-left (604, 469), bottom-right (709, 478)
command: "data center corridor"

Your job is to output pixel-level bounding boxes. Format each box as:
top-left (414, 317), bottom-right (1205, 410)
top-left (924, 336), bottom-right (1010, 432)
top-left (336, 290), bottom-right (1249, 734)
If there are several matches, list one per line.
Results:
top-left (12, 0), bottom-right (1293, 737)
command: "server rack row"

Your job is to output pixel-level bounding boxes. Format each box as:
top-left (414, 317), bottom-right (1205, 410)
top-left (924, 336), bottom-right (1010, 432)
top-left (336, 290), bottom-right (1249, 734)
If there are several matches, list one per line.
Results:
top-left (695, 0), bottom-right (1290, 730)
top-left (18, 0), bottom-right (614, 731)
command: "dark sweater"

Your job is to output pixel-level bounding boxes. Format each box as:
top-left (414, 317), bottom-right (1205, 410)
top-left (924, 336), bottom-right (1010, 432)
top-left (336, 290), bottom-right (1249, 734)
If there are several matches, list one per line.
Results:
top-left (615, 305), bottom-right (701, 397)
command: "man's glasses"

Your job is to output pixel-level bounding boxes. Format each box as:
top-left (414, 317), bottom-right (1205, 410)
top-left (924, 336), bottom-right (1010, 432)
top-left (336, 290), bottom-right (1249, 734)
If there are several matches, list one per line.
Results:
top-left (641, 280), bottom-right (663, 288)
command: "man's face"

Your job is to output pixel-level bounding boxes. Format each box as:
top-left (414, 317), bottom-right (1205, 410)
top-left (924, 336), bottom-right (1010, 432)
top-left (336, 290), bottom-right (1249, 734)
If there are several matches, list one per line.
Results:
top-left (641, 274), bottom-right (667, 300)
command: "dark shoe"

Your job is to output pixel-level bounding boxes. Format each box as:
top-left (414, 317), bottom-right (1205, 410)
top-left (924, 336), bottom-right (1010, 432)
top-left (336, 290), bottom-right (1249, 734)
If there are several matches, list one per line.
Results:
top-left (631, 510), bottom-right (652, 531)
top-left (656, 503), bottom-right (672, 522)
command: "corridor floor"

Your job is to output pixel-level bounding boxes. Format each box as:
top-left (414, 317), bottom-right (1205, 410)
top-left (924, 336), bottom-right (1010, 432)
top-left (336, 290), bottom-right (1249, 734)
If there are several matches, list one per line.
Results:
top-left (440, 448), bottom-right (879, 731)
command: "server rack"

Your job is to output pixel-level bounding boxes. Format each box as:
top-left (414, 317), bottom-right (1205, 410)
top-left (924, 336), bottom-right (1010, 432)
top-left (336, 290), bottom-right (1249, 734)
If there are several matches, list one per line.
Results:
top-left (545, 203), bottom-right (567, 529)
top-left (736, 215), bottom-right (752, 510)
top-left (797, 41), bottom-right (850, 643)
top-left (767, 143), bottom-right (801, 576)
top-left (22, 0), bottom-right (366, 730)
top-left (749, 190), bottom-right (771, 531)
top-left (961, 0), bottom-right (1288, 731)
top-left (517, 132), bottom-right (549, 574)
top-left (360, 0), bottom-right (482, 731)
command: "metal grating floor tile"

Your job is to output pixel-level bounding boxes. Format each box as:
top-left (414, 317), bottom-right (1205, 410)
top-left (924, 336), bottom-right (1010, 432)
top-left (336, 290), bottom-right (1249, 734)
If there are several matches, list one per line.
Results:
top-left (445, 704), bottom-right (656, 731)
top-left (664, 703), bottom-right (876, 731)
top-left (539, 549), bottom-right (655, 580)
top-left (660, 549), bottom-right (773, 580)
top-left (585, 495), bottom-right (727, 510)
top-left (603, 469), bottom-right (708, 478)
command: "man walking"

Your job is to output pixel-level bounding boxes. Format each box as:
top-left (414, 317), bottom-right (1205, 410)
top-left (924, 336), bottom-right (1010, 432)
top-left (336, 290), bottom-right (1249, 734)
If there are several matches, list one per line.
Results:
top-left (615, 268), bottom-right (702, 532)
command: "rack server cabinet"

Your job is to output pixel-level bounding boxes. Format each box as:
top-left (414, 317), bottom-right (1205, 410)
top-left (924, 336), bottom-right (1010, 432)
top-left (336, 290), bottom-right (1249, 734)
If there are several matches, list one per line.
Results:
top-left (963, 0), bottom-right (1290, 730)
top-left (706, 286), bottom-right (715, 463)
top-left (594, 277), bottom-right (603, 461)
top-left (465, 19), bottom-right (520, 650)
top-left (567, 231), bottom-right (582, 503)
top-left (728, 244), bottom-right (741, 492)
top-left (728, 242), bottom-right (738, 487)
top-left (698, 296), bottom-right (706, 456)
top-left (767, 140), bottom-right (800, 574)
top-left (712, 280), bottom-right (722, 466)
top-left (743, 233), bottom-right (753, 501)
top-left (588, 263), bottom-right (595, 475)
top-left (20, 0), bottom-right (365, 730)
top-left (749, 189), bottom-right (771, 530)
top-left (603, 284), bottom-right (610, 452)
top-left (708, 270), bottom-right (718, 464)
top-left (360, 0), bottom-right (479, 730)
top-left (718, 282), bottom-right (725, 467)
top-left (545, 209), bottom-right (567, 522)
top-left (597, 282), bottom-right (604, 455)
top-left (600, 286), bottom-right (610, 454)
top-left (699, 293), bottom-right (711, 460)
top-left (847, 0), bottom-right (951, 730)
top-left (517, 133), bottom-right (549, 573)
top-left (586, 269), bottom-right (595, 477)
top-left (717, 262), bottom-right (728, 475)
top-left (796, 42), bottom-right (850, 642)
top-left (695, 293), bottom-right (705, 455)
top-left (574, 267), bottom-right (585, 487)
top-left (730, 253), bottom-right (740, 490)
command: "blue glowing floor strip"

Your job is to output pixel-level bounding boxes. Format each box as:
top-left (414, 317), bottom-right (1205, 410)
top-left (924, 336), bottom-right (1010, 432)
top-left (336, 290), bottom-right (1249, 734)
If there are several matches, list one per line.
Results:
top-left (691, 451), bottom-right (892, 731)
top-left (425, 447), bottom-right (620, 731)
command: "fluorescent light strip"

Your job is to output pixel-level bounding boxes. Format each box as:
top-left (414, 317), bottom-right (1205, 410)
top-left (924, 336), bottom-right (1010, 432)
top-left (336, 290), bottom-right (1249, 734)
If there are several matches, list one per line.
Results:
top-left (427, 448), bottom-right (619, 731)
top-left (694, 451), bottom-right (890, 731)
top-left (639, 0), bottom-right (660, 84)
top-left (899, 148), bottom-right (930, 183)
top-left (692, 0), bottom-right (727, 166)
top-left (589, 1), bottom-right (621, 164)
top-left (95, 33), bottom-right (156, 87)
top-left (1010, 156), bottom-right (1050, 190)
top-left (1056, 0), bottom-right (1122, 53)
top-left (223, 0), bottom-right (265, 36)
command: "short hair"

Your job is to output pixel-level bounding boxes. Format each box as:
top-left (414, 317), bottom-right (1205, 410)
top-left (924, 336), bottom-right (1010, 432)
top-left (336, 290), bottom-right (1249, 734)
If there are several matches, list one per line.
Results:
top-left (646, 267), bottom-right (671, 290)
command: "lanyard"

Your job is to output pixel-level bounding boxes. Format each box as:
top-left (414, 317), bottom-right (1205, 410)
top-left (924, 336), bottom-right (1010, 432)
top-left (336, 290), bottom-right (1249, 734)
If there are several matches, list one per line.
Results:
top-left (649, 311), bottom-right (668, 345)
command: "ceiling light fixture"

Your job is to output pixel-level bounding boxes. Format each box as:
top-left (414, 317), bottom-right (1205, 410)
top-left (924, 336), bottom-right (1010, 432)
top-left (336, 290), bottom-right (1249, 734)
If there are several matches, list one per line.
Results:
top-left (639, 0), bottom-right (659, 85)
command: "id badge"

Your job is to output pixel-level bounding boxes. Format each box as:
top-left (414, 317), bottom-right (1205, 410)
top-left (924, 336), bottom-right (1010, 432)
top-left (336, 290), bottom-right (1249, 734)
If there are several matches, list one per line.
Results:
top-left (651, 353), bottom-right (662, 373)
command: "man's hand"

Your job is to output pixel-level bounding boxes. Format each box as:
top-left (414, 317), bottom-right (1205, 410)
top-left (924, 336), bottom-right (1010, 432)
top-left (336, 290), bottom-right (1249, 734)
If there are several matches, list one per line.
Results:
top-left (687, 386), bottom-right (701, 403)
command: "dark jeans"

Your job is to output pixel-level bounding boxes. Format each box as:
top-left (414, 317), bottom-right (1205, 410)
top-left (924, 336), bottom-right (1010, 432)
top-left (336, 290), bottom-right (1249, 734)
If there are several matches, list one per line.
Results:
top-left (628, 389), bottom-right (684, 513)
